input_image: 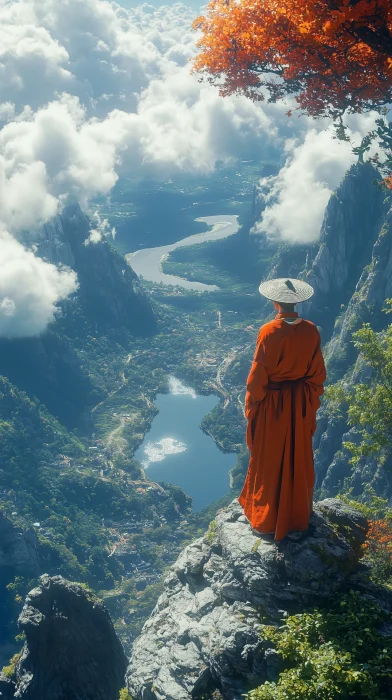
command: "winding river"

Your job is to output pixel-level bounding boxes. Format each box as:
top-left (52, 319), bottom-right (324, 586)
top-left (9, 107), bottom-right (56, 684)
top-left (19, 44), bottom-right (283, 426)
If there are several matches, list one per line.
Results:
top-left (126, 214), bottom-right (239, 291)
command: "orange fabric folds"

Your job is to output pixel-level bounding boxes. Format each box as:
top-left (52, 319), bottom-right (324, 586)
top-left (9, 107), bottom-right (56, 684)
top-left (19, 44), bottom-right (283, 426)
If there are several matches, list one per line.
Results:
top-left (238, 311), bottom-right (326, 541)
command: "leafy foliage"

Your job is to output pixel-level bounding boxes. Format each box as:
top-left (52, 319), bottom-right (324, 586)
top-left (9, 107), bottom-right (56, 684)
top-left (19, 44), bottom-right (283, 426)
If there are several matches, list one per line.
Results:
top-left (326, 300), bottom-right (392, 466)
top-left (247, 592), bottom-right (392, 699)
top-left (363, 519), bottom-right (392, 583)
top-left (119, 689), bottom-right (134, 700)
top-left (193, 0), bottom-right (392, 120)
top-left (1, 653), bottom-right (21, 680)
top-left (338, 490), bottom-right (392, 586)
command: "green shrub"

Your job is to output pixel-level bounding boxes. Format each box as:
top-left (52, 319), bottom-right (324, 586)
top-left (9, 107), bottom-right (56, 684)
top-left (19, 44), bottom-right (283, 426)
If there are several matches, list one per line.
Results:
top-left (206, 519), bottom-right (217, 543)
top-left (119, 689), bottom-right (133, 700)
top-left (246, 591), bottom-right (392, 699)
top-left (2, 653), bottom-right (21, 679)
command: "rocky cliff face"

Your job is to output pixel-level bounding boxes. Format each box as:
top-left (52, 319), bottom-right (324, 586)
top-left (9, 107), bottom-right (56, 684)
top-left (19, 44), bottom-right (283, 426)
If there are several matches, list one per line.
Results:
top-left (303, 165), bottom-right (392, 499)
top-left (304, 162), bottom-right (387, 340)
top-left (1, 575), bottom-right (127, 700)
top-left (127, 498), bottom-right (370, 700)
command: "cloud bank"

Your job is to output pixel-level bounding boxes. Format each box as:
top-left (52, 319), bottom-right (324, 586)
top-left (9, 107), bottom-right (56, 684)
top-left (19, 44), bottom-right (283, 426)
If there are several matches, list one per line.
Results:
top-left (0, 0), bottom-right (377, 336)
top-left (0, 228), bottom-right (78, 338)
top-left (256, 114), bottom-right (379, 243)
top-left (0, 0), bottom-right (279, 338)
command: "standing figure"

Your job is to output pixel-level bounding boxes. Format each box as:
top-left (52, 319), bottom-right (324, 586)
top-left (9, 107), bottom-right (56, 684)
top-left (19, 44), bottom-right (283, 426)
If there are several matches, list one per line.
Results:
top-left (238, 278), bottom-right (326, 541)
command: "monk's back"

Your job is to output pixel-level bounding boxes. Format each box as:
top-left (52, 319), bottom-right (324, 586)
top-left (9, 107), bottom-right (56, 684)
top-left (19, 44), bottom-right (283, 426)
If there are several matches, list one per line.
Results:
top-left (240, 278), bottom-right (326, 540)
top-left (258, 317), bottom-right (320, 382)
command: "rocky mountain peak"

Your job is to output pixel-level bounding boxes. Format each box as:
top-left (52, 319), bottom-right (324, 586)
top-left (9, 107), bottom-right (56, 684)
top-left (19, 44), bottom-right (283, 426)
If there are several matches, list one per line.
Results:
top-left (305, 162), bottom-right (386, 338)
top-left (21, 202), bottom-right (156, 336)
top-left (127, 498), bottom-right (369, 700)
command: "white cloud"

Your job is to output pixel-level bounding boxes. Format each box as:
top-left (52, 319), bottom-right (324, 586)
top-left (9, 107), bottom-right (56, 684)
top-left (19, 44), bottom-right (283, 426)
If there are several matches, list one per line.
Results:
top-left (0, 0), bottom-right (278, 221)
top-left (0, 102), bottom-right (16, 123)
top-left (0, 82), bottom-right (275, 236)
top-left (0, 0), bottom-right (196, 112)
top-left (0, 94), bottom-right (120, 233)
top-left (127, 69), bottom-right (276, 174)
top-left (256, 114), bottom-right (379, 243)
top-left (84, 209), bottom-right (116, 244)
top-left (0, 227), bottom-right (78, 338)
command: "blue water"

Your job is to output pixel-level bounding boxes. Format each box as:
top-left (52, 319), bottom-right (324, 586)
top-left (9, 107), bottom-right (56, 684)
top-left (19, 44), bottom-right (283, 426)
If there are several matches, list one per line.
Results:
top-left (135, 383), bottom-right (235, 511)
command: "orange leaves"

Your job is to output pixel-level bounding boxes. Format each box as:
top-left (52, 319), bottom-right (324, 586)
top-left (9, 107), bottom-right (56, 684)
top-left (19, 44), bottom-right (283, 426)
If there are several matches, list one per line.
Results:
top-left (364, 519), bottom-right (392, 547)
top-left (362, 519), bottom-right (392, 557)
top-left (192, 0), bottom-right (392, 118)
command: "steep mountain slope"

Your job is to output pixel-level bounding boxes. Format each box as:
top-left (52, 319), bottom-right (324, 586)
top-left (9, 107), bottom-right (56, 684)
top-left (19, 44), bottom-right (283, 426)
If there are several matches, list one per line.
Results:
top-left (1, 204), bottom-right (156, 429)
top-left (27, 203), bottom-right (156, 335)
top-left (304, 162), bottom-right (387, 341)
top-left (0, 331), bottom-right (91, 430)
top-left (297, 165), bottom-right (392, 499)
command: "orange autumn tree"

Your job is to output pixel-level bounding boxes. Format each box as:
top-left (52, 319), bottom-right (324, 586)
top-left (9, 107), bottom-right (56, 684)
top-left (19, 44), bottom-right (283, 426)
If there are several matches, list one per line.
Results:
top-left (192, 0), bottom-right (392, 120)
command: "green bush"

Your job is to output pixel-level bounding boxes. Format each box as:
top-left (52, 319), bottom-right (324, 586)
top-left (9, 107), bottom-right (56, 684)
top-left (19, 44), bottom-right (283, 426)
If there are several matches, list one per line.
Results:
top-left (247, 591), bottom-right (392, 699)
top-left (1, 653), bottom-right (21, 679)
top-left (119, 689), bottom-right (133, 700)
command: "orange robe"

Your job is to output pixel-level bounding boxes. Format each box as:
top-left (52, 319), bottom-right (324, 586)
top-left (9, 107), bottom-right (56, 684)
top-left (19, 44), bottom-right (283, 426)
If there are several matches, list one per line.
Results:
top-left (238, 311), bottom-right (326, 540)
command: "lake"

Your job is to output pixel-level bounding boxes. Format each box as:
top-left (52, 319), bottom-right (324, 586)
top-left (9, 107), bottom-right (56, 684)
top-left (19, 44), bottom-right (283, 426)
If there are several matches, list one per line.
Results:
top-left (126, 215), bottom-right (239, 291)
top-left (134, 377), bottom-right (236, 511)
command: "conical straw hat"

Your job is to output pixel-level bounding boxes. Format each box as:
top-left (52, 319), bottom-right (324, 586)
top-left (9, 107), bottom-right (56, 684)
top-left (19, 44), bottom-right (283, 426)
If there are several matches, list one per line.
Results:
top-left (259, 277), bottom-right (314, 303)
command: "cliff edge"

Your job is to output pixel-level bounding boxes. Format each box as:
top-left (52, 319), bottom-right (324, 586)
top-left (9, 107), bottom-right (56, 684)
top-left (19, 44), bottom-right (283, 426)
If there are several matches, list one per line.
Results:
top-left (127, 498), bottom-right (373, 699)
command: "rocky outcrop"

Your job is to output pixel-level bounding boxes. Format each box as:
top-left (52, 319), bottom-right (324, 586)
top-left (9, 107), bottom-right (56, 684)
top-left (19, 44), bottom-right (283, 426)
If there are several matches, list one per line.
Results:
top-left (127, 498), bottom-right (368, 700)
top-left (304, 162), bottom-right (386, 340)
top-left (6, 575), bottom-right (127, 700)
top-left (325, 202), bottom-right (392, 378)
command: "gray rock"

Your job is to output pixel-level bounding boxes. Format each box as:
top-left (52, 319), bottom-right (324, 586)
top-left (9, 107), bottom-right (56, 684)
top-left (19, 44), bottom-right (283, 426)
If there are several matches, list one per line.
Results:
top-left (10, 575), bottom-right (127, 700)
top-left (303, 161), bottom-right (386, 342)
top-left (314, 196), bottom-right (392, 500)
top-left (127, 498), bottom-right (368, 700)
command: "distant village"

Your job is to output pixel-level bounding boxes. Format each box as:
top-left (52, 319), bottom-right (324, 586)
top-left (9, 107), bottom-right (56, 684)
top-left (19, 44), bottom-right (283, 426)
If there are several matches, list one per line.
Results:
top-left (34, 435), bottom-right (191, 605)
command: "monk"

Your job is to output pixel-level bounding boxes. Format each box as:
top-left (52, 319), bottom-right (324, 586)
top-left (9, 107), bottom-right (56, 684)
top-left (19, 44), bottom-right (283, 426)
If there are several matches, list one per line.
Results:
top-left (238, 278), bottom-right (326, 541)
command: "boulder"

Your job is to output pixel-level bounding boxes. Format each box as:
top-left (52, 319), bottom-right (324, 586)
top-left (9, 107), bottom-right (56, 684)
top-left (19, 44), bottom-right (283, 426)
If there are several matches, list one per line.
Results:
top-left (10, 575), bottom-right (127, 700)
